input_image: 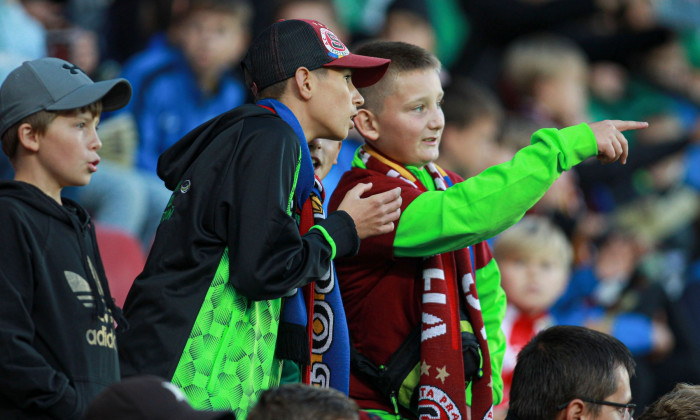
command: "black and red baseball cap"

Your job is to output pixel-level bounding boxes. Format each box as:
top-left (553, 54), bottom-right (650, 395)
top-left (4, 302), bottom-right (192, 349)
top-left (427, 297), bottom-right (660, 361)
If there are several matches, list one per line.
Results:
top-left (84, 375), bottom-right (236, 420)
top-left (241, 19), bottom-right (390, 93)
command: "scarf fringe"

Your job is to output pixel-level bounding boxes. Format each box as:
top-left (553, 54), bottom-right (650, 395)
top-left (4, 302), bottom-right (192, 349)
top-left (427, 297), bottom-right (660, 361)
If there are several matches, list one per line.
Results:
top-left (275, 321), bottom-right (310, 365)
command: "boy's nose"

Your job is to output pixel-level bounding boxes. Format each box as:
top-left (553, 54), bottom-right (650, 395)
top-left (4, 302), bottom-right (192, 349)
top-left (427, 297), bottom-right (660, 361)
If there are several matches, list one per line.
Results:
top-left (428, 108), bottom-right (445, 131)
top-left (308, 138), bottom-right (321, 149)
top-left (92, 132), bottom-right (103, 151)
top-left (351, 84), bottom-right (364, 107)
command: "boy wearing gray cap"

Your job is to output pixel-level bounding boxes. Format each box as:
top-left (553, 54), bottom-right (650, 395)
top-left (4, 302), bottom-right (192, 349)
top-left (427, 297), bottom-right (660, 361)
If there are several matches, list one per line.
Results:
top-left (0, 57), bottom-right (132, 419)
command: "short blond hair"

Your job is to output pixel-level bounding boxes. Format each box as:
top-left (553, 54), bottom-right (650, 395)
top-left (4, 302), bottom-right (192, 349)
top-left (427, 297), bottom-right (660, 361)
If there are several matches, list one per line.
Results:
top-left (353, 41), bottom-right (441, 114)
top-left (503, 34), bottom-right (588, 98)
top-left (493, 215), bottom-right (573, 271)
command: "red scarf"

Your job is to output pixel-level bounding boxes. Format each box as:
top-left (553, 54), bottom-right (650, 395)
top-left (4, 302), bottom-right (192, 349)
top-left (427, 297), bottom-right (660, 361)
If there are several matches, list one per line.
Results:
top-left (298, 179), bottom-right (320, 384)
top-left (360, 146), bottom-right (493, 420)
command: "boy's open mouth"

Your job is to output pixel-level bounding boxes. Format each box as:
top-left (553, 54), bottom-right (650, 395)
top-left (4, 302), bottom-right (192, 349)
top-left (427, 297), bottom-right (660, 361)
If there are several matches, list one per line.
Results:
top-left (88, 159), bottom-right (100, 172)
top-left (312, 157), bottom-right (321, 169)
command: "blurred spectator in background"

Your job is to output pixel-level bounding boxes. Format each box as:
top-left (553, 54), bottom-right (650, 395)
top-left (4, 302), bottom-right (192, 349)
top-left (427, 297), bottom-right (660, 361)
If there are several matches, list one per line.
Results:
top-left (0, 0), bottom-right (46, 81)
top-left (436, 77), bottom-right (504, 179)
top-left (507, 325), bottom-right (636, 420)
top-left (76, 0), bottom-right (253, 249)
top-left (501, 33), bottom-right (590, 129)
top-left (120, 0), bottom-right (251, 174)
top-left (453, 0), bottom-right (672, 91)
top-left (0, 0), bottom-right (46, 180)
top-left (492, 216), bottom-right (573, 419)
top-left (22, 0), bottom-right (101, 77)
top-left (247, 383), bottom-right (359, 420)
top-left (274, 0), bottom-right (348, 41)
top-left (636, 382), bottom-right (700, 420)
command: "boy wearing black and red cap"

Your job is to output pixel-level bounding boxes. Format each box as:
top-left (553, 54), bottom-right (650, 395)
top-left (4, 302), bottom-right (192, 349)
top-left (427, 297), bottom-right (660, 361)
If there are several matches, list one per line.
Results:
top-left (118, 19), bottom-right (401, 418)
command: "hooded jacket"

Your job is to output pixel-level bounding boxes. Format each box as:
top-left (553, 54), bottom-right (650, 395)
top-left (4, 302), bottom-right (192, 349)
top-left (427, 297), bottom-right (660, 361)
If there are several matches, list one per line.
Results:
top-left (0, 181), bottom-right (120, 419)
top-left (118, 104), bottom-right (358, 412)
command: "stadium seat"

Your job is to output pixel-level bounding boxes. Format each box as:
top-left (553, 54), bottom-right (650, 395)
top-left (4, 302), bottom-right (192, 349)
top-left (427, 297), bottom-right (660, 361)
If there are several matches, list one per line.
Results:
top-left (95, 224), bottom-right (146, 309)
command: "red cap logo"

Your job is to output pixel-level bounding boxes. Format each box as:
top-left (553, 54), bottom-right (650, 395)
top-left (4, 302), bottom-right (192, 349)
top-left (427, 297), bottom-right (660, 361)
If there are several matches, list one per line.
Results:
top-left (320, 27), bottom-right (349, 59)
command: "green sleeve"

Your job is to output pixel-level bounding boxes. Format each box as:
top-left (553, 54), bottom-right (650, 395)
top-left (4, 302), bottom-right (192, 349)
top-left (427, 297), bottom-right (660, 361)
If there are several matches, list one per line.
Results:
top-left (465, 257), bottom-right (507, 406)
top-left (394, 123), bottom-right (597, 257)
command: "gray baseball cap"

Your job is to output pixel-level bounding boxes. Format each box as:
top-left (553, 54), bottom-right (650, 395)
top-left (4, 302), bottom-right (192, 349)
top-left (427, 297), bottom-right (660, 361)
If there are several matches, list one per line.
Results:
top-left (0, 57), bottom-right (132, 137)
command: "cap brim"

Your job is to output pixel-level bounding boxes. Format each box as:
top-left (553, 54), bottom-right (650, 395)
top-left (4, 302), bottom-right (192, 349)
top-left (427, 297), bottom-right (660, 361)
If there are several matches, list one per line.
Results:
top-left (323, 54), bottom-right (390, 88)
top-left (46, 78), bottom-right (132, 112)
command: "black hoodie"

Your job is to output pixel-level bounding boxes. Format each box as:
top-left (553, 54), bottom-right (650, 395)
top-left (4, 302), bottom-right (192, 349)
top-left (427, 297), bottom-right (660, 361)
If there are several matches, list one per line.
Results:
top-left (0, 181), bottom-right (121, 419)
top-left (118, 104), bottom-right (359, 380)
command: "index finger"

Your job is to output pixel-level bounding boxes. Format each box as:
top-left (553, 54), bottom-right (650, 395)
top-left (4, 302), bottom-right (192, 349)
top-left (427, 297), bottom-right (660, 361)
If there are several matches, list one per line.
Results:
top-left (610, 120), bottom-right (649, 132)
top-left (617, 132), bottom-right (629, 165)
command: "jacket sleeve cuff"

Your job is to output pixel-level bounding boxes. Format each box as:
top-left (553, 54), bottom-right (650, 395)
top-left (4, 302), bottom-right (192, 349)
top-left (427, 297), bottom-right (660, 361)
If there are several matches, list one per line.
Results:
top-left (558, 123), bottom-right (598, 168)
top-left (316, 210), bottom-right (360, 258)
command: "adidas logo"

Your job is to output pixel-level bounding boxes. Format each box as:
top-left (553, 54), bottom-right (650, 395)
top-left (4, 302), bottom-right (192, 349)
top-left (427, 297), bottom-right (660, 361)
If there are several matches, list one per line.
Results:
top-left (86, 325), bottom-right (117, 349)
top-left (63, 261), bottom-right (116, 349)
top-left (64, 270), bottom-right (97, 308)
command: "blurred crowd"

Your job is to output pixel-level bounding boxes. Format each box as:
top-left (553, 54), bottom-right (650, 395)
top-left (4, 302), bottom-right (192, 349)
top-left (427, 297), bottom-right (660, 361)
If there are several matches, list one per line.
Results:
top-left (2, 0), bottom-right (700, 414)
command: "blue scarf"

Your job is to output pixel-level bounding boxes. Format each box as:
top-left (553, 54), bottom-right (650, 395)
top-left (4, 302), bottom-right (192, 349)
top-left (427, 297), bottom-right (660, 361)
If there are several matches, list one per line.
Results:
top-left (309, 179), bottom-right (350, 394)
top-left (257, 99), bottom-right (314, 211)
top-left (257, 99), bottom-right (350, 394)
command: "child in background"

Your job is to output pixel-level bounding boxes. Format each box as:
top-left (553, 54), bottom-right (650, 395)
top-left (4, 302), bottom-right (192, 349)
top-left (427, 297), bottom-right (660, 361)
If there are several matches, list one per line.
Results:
top-left (492, 216), bottom-right (573, 418)
top-left (501, 33), bottom-right (590, 129)
top-left (436, 77), bottom-right (503, 179)
top-left (0, 57), bottom-right (131, 418)
top-left (128, 0), bottom-right (252, 173)
top-left (81, 0), bottom-right (254, 249)
top-left (310, 138), bottom-right (343, 181)
top-left (328, 40), bottom-right (646, 420)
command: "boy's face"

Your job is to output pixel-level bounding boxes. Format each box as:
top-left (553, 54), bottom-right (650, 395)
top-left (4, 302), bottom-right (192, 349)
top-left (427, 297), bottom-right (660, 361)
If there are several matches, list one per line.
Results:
top-left (309, 68), bottom-right (364, 141)
top-left (441, 115), bottom-right (499, 177)
top-left (308, 138), bottom-right (342, 180)
top-left (180, 10), bottom-right (247, 78)
top-left (539, 63), bottom-right (589, 126)
top-left (372, 69), bottom-right (444, 168)
top-left (36, 110), bottom-right (102, 188)
top-left (499, 252), bottom-right (569, 315)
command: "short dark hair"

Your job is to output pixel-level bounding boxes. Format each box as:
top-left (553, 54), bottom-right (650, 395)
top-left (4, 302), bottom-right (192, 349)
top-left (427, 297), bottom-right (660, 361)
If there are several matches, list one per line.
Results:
top-left (637, 383), bottom-right (700, 420)
top-left (442, 78), bottom-right (503, 129)
top-left (1, 102), bottom-right (103, 161)
top-left (245, 67), bottom-right (328, 101)
top-left (508, 325), bottom-right (636, 420)
top-left (353, 41), bottom-right (440, 113)
top-left (246, 383), bottom-right (359, 420)
top-left (186, 0), bottom-right (252, 24)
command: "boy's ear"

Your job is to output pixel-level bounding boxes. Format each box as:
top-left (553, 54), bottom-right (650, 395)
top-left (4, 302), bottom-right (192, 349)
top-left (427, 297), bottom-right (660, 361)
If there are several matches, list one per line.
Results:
top-left (17, 123), bottom-right (40, 153)
top-left (353, 109), bottom-right (379, 142)
top-left (293, 67), bottom-right (313, 101)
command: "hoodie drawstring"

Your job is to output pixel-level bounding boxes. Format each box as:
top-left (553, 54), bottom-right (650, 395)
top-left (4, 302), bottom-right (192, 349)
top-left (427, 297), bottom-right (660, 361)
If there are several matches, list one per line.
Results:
top-left (87, 220), bottom-right (129, 332)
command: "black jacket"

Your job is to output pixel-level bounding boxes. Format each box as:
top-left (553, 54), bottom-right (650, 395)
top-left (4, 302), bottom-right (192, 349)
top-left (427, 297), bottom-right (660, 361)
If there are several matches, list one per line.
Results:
top-left (118, 104), bottom-right (358, 379)
top-left (0, 181), bottom-right (120, 419)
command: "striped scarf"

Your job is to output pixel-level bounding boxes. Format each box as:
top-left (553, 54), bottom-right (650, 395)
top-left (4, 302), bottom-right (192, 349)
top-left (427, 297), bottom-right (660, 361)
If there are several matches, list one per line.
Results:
top-left (359, 145), bottom-right (494, 420)
top-left (297, 177), bottom-right (351, 394)
top-left (259, 97), bottom-right (349, 394)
